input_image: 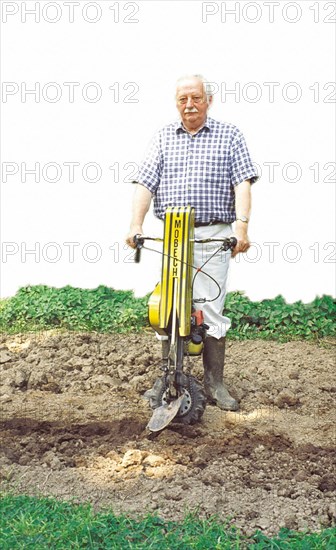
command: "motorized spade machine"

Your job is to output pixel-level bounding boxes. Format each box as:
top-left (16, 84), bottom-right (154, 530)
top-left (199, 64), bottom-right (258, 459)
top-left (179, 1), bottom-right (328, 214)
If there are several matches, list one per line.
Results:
top-left (134, 206), bottom-right (236, 432)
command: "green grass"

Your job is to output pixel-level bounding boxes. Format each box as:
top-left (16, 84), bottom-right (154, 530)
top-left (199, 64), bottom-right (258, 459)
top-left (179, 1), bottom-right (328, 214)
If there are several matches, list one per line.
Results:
top-left (0, 285), bottom-right (335, 342)
top-left (0, 494), bottom-right (335, 549)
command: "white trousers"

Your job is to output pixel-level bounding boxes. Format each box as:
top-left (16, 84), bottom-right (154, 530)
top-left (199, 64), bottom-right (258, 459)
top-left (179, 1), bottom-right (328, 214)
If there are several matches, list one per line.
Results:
top-left (156, 222), bottom-right (233, 341)
top-left (192, 223), bottom-right (232, 339)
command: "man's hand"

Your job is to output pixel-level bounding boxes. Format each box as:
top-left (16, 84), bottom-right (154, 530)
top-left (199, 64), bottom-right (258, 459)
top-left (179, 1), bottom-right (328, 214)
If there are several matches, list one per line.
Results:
top-left (125, 226), bottom-right (143, 249)
top-left (232, 221), bottom-right (250, 257)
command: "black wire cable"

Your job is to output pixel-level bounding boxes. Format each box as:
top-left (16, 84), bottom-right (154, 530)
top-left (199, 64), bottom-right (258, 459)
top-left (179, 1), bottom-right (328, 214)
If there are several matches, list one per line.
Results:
top-left (139, 244), bottom-right (226, 303)
top-left (191, 246), bottom-right (224, 303)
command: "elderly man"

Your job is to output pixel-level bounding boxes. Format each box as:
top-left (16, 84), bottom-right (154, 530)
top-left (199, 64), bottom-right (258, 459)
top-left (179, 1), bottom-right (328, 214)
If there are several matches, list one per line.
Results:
top-left (126, 75), bottom-right (259, 411)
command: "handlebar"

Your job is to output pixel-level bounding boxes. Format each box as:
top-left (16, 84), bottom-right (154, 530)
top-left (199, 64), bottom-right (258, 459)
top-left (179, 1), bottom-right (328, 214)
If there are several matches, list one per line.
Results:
top-left (133, 234), bottom-right (145, 263)
top-left (132, 235), bottom-right (237, 263)
top-left (194, 236), bottom-right (237, 251)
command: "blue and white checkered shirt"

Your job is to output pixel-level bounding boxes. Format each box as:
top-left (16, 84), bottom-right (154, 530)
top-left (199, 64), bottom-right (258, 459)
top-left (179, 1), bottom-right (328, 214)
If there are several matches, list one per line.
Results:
top-left (137, 116), bottom-right (259, 224)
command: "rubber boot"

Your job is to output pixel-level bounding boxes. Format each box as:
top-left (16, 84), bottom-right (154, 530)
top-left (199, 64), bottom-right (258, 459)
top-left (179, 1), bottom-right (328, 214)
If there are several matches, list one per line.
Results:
top-left (203, 336), bottom-right (239, 411)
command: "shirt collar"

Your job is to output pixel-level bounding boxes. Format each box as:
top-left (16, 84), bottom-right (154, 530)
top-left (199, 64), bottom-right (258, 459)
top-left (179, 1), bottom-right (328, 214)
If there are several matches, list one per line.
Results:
top-left (176, 116), bottom-right (212, 135)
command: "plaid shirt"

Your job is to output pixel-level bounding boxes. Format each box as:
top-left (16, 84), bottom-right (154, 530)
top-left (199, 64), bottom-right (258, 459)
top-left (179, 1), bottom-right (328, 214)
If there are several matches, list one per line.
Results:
top-left (137, 116), bottom-right (259, 223)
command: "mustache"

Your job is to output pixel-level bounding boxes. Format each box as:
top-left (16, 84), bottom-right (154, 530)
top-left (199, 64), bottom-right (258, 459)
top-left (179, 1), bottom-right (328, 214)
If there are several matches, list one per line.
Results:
top-left (184, 107), bottom-right (198, 113)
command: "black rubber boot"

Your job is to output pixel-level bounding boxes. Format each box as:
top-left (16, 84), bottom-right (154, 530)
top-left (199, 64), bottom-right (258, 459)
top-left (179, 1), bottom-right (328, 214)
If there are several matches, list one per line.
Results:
top-left (203, 336), bottom-right (239, 411)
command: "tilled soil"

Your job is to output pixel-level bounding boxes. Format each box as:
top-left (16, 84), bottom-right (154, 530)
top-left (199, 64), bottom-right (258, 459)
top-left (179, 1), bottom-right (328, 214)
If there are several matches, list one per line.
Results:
top-left (0, 331), bottom-right (335, 536)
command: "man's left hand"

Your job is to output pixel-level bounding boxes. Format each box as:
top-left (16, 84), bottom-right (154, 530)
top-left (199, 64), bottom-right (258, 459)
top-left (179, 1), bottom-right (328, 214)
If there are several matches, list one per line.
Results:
top-left (232, 223), bottom-right (250, 257)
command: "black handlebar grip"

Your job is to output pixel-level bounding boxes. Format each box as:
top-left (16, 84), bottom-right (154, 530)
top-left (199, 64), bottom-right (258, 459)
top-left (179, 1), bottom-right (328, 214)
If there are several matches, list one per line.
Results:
top-left (230, 237), bottom-right (238, 250)
top-left (133, 234), bottom-right (144, 263)
top-left (222, 236), bottom-right (238, 252)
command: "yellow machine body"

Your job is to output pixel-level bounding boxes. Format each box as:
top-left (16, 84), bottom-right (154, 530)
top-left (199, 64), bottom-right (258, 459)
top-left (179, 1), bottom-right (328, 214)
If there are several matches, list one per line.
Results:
top-left (148, 283), bottom-right (164, 334)
top-left (148, 206), bottom-right (194, 337)
top-left (187, 341), bottom-right (203, 355)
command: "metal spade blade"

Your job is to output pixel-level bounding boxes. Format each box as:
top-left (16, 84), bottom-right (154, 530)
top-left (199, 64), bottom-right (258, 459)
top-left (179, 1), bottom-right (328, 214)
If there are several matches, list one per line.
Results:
top-left (146, 394), bottom-right (184, 432)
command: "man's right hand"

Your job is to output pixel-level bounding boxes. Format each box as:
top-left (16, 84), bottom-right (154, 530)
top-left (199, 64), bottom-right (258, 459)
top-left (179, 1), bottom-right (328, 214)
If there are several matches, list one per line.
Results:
top-left (125, 227), bottom-right (143, 248)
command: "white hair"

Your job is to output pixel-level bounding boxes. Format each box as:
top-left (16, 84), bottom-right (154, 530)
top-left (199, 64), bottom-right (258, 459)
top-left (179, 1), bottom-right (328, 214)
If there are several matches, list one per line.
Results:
top-left (176, 74), bottom-right (213, 103)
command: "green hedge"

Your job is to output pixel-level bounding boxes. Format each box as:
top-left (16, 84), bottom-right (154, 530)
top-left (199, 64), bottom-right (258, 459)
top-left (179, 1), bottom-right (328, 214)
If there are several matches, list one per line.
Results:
top-left (0, 285), bottom-right (148, 334)
top-left (0, 285), bottom-right (335, 341)
top-left (225, 292), bottom-right (335, 341)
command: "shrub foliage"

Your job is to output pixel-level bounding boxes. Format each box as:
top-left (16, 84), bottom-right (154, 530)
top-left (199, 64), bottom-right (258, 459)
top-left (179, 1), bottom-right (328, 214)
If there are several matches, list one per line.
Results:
top-left (0, 285), bottom-right (335, 341)
top-left (0, 285), bottom-right (148, 334)
top-left (225, 291), bottom-right (335, 341)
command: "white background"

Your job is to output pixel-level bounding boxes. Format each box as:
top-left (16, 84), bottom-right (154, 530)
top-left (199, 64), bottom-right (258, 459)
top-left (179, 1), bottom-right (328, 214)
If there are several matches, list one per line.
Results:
top-left (1, 0), bottom-right (335, 302)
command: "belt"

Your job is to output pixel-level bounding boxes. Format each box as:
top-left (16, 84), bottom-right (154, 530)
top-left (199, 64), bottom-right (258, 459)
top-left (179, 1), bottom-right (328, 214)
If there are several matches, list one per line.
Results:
top-left (194, 219), bottom-right (224, 228)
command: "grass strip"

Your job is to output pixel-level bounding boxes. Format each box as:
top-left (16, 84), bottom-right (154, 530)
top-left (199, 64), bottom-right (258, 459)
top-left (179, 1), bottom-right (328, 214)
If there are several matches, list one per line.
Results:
top-left (0, 494), bottom-right (335, 549)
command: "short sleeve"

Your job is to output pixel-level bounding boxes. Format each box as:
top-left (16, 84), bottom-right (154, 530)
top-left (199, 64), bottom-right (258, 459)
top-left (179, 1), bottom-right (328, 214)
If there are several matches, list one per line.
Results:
top-left (230, 131), bottom-right (259, 186)
top-left (137, 132), bottom-right (163, 193)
